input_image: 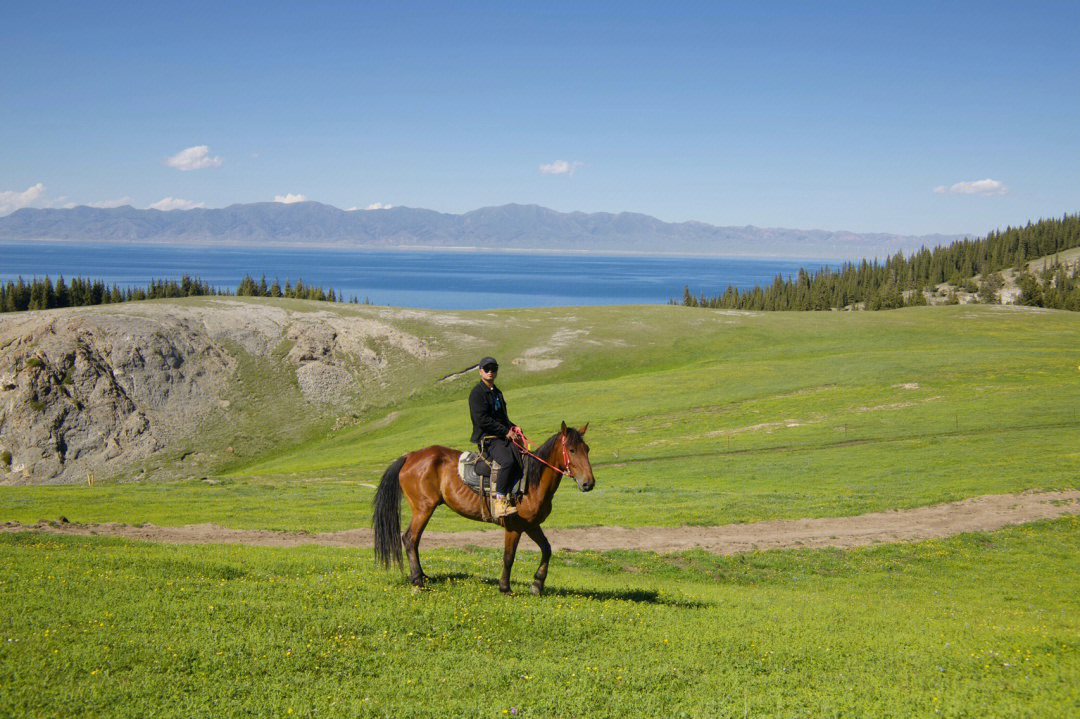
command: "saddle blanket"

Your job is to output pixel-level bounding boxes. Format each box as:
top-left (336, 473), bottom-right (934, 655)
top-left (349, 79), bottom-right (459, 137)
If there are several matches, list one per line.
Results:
top-left (457, 451), bottom-right (523, 497)
top-left (457, 451), bottom-right (492, 495)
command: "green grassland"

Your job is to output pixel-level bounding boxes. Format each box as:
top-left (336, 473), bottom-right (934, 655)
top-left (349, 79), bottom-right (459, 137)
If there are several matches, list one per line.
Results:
top-left (3, 304), bottom-right (1078, 533)
top-left (3, 302), bottom-right (1080, 716)
top-left (2, 518), bottom-right (1078, 717)
top-left (1029, 245), bottom-right (1080, 272)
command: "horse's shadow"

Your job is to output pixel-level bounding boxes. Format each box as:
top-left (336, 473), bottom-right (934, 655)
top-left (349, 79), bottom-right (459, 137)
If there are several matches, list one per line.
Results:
top-left (540, 584), bottom-right (708, 608)
top-left (418, 571), bottom-right (473, 584)
top-left (417, 572), bottom-right (708, 608)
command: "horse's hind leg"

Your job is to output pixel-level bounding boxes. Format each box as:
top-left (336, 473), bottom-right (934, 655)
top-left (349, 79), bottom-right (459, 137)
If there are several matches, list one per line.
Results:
top-left (403, 503), bottom-right (436, 587)
top-left (525, 526), bottom-right (552, 596)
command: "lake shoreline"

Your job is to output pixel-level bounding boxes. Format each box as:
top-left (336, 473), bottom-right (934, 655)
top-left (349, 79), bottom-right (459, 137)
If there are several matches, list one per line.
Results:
top-left (0, 241), bottom-right (837, 310)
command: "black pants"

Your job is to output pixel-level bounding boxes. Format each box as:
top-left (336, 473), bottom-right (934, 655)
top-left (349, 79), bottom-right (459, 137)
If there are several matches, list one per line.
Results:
top-left (480, 437), bottom-right (523, 495)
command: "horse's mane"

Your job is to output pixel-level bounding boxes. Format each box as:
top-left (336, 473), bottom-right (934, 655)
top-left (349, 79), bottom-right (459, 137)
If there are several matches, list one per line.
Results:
top-left (523, 427), bottom-right (582, 489)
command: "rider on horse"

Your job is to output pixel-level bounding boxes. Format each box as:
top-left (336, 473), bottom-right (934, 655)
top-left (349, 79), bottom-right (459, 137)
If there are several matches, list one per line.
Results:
top-left (373, 361), bottom-right (595, 592)
top-left (468, 356), bottom-right (522, 519)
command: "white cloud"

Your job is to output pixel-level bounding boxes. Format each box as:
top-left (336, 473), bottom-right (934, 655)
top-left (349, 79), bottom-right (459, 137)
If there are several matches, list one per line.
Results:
top-left (165, 145), bottom-right (223, 171)
top-left (87, 197), bottom-right (134, 208)
top-left (149, 197), bottom-right (205, 211)
top-left (62, 202), bottom-right (78, 209)
top-left (274, 193), bottom-right (307, 204)
top-left (0, 183), bottom-right (46, 214)
top-left (539, 160), bottom-right (584, 176)
top-left (933, 178), bottom-right (1009, 196)
top-left (345, 203), bottom-right (392, 210)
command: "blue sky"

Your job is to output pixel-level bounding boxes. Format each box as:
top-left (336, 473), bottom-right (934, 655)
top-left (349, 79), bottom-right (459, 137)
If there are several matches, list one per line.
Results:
top-left (2, 1), bottom-right (1078, 235)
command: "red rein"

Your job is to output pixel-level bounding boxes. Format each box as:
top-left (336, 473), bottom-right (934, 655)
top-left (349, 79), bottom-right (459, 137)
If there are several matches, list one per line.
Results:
top-left (509, 427), bottom-right (572, 477)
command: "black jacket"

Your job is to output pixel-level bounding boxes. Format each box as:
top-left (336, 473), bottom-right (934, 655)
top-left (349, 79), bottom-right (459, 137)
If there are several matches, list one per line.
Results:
top-left (469, 381), bottom-right (514, 444)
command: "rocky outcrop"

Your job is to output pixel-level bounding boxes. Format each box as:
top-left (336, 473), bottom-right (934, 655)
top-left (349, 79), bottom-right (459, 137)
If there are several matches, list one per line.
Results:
top-left (0, 311), bottom-right (234, 483)
top-left (283, 313), bottom-right (433, 403)
top-left (0, 300), bottom-right (436, 484)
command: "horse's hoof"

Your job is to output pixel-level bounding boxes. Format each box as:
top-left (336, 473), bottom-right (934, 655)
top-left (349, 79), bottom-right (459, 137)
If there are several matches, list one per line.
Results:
top-left (499, 585), bottom-right (513, 595)
top-left (530, 582), bottom-right (543, 596)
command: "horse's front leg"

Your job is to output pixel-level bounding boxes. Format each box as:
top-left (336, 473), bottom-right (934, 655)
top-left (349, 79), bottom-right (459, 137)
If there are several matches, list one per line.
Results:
top-left (403, 502), bottom-right (436, 588)
top-left (524, 526), bottom-right (552, 596)
top-left (499, 529), bottom-right (522, 594)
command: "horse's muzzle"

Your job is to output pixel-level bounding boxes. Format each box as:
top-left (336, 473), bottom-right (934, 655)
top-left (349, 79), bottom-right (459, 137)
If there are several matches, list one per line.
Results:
top-left (577, 476), bottom-right (595, 492)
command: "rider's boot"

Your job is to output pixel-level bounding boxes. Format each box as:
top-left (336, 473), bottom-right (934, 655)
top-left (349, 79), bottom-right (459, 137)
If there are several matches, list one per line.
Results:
top-left (492, 494), bottom-right (517, 519)
top-left (489, 462), bottom-right (517, 519)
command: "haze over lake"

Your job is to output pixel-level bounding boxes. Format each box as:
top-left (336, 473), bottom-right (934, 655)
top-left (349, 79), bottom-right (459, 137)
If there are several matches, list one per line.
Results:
top-left (1, 241), bottom-right (826, 310)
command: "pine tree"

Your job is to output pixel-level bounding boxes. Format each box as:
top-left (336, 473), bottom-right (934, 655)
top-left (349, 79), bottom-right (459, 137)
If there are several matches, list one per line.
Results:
top-left (55, 275), bottom-right (69, 308)
top-left (28, 279), bottom-right (45, 310)
top-left (978, 272), bottom-right (1003, 304)
top-left (237, 275), bottom-right (257, 296)
top-left (1017, 271), bottom-right (1043, 306)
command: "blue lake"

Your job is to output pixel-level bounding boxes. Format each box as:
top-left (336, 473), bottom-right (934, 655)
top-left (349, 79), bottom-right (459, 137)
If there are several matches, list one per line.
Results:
top-left (0, 241), bottom-right (836, 310)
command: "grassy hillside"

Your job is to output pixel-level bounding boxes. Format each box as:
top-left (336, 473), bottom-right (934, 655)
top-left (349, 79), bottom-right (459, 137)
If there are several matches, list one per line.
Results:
top-left (4, 303), bottom-right (1079, 532)
top-left (1029, 245), bottom-right (1080, 271)
top-left (3, 302), bottom-right (1080, 717)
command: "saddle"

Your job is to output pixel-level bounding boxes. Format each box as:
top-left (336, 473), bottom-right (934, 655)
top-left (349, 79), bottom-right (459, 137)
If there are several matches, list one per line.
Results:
top-left (457, 451), bottom-right (524, 498)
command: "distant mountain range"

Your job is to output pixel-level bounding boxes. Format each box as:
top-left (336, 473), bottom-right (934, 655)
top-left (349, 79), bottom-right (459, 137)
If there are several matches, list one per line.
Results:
top-left (0, 202), bottom-right (966, 259)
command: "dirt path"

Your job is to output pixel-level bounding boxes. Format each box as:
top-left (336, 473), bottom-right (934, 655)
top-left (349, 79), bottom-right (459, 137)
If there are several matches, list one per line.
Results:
top-left (6, 489), bottom-right (1079, 555)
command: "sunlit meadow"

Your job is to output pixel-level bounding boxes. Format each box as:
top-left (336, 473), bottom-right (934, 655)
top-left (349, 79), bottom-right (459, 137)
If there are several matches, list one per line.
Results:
top-left (3, 303), bottom-right (1080, 716)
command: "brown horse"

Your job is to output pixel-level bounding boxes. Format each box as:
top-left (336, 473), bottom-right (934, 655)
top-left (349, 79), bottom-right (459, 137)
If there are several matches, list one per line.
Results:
top-left (372, 422), bottom-right (594, 594)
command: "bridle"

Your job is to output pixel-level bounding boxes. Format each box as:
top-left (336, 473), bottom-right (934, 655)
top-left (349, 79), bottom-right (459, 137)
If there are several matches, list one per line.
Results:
top-left (508, 427), bottom-right (572, 477)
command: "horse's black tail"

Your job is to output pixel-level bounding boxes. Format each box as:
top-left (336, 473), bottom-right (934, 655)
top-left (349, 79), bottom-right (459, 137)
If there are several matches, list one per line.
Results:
top-left (372, 455), bottom-right (407, 569)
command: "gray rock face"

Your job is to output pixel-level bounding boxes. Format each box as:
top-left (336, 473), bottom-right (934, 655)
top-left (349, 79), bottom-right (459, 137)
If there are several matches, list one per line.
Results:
top-left (0, 310), bottom-right (234, 483)
top-left (282, 312), bottom-right (433, 403)
top-left (0, 300), bottom-right (436, 484)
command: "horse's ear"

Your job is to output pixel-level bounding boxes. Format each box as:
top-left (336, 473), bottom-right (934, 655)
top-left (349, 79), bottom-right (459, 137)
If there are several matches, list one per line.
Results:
top-left (578, 422), bottom-right (588, 435)
top-left (560, 421), bottom-right (568, 434)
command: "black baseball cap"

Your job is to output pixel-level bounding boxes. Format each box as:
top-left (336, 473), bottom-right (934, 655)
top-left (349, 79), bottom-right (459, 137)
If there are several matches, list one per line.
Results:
top-left (479, 356), bottom-right (499, 370)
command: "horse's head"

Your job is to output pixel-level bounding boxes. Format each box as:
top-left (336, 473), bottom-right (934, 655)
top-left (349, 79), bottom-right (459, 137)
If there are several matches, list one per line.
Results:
top-left (561, 421), bottom-right (595, 492)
